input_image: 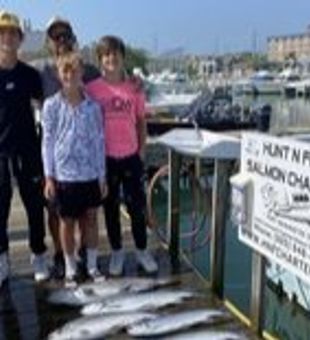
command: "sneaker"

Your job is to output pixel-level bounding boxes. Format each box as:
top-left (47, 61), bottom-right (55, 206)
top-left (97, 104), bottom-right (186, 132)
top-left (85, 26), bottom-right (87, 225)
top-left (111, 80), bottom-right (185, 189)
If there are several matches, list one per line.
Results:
top-left (64, 273), bottom-right (78, 288)
top-left (109, 249), bottom-right (125, 276)
top-left (64, 254), bottom-right (78, 281)
top-left (31, 253), bottom-right (49, 282)
top-left (51, 252), bottom-right (65, 279)
top-left (0, 252), bottom-right (9, 286)
top-left (136, 250), bottom-right (158, 274)
top-left (88, 268), bottom-right (105, 282)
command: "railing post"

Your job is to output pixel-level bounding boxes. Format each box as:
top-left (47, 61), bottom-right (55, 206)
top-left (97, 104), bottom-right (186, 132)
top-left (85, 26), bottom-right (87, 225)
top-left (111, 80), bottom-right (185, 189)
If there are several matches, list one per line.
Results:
top-left (250, 251), bottom-right (266, 335)
top-left (168, 149), bottom-right (181, 269)
top-left (191, 156), bottom-right (201, 251)
top-left (210, 159), bottom-right (232, 298)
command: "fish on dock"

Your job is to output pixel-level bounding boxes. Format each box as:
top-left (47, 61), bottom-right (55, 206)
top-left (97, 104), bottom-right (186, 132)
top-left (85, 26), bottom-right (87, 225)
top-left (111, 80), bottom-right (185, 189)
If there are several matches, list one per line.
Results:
top-left (163, 330), bottom-right (248, 339)
top-left (127, 309), bottom-right (229, 337)
top-left (48, 277), bottom-right (178, 307)
top-left (47, 312), bottom-right (156, 340)
top-left (48, 285), bottom-right (121, 307)
top-left (81, 290), bottom-right (196, 315)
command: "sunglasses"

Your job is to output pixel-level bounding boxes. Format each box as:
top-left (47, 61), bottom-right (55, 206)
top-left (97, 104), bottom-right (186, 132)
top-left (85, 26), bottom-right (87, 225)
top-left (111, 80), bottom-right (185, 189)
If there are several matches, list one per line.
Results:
top-left (49, 30), bottom-right (73, 42)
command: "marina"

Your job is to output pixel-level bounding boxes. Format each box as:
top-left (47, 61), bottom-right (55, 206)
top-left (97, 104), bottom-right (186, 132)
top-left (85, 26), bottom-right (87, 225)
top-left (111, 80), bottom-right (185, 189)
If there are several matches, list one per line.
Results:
top-left (1, 2), bottom-right (310, 339)
top-left (0, 93), bottom-right (309, 340)
top-left (4, 96), bottom-right (310, 339)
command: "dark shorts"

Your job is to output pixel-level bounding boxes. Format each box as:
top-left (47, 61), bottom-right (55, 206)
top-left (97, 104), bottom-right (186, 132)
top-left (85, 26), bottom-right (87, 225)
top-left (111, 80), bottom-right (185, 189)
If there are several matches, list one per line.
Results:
top-left (56, 180), bottom-right (102, 219)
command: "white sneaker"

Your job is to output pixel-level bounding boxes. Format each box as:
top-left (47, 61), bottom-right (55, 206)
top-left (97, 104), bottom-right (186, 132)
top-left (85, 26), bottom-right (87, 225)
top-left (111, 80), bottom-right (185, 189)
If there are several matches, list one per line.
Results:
top-left (109, 249), bottom-right (125, 276)
top-left (65, 271), bottom-right (78, 288)
top-left (31, 253), bottom-right (49, 282)
top-left (88, 268), bottom-right (105, 282)
top-left (136, 250), bottom-right (158, 274)
top-left (0, 252), bottom-right (9, 286)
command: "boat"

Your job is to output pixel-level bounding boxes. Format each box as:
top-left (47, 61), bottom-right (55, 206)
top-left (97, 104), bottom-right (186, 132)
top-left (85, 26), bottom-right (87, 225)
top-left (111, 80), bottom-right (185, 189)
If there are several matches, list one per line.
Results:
top-left (147, 90), bottom-right (272, 136)
top-left (233, 70), bottom-right (285, 95)
top-left (145, 70), bottom-right (201, 114)
top-left (284, 78), bottom-right (310, 97)
top-left (146, 89), bottom-right (200, 114)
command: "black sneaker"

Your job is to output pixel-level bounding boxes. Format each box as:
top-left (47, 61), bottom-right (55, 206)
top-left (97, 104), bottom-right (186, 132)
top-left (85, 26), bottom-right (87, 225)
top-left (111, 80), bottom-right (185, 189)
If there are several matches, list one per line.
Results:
top-left (51, 252), bottom-right (65, 279)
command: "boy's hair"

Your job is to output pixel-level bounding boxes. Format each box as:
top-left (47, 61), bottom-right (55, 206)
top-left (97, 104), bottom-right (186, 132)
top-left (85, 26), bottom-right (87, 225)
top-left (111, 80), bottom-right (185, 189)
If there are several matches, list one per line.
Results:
top-left (96, 35), bottom-right (126, 61)
top-left (56, 52), bottom-right (83, 72)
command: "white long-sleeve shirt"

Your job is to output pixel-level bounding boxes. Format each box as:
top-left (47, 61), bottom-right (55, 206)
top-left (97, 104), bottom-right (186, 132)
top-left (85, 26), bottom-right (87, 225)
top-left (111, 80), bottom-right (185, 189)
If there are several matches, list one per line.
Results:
top-left (42, 91), bottom-right (105, 182)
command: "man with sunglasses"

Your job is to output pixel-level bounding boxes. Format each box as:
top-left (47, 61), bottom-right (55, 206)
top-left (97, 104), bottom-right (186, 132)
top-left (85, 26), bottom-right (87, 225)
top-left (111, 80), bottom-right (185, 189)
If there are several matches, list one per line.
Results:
top-left (38, 17), bottom-right (100, 98)
top-left (34, 17), bottom-right (101, 279)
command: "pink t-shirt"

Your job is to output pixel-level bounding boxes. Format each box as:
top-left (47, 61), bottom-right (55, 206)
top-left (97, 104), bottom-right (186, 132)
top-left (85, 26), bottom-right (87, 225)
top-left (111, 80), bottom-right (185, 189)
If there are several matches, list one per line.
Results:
top-left (86, 78), bottom-right (145, 158)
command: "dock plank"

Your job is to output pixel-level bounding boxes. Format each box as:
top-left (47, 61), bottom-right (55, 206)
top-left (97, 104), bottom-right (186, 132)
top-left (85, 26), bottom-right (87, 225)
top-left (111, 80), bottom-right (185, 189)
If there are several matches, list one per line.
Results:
top-left (0, 189), bottom-right (259, 339)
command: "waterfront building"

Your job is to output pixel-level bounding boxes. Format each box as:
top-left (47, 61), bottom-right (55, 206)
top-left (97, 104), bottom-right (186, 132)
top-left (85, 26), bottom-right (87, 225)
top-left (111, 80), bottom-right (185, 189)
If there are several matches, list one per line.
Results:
top-left (267, 26), bottom-right (310, 62)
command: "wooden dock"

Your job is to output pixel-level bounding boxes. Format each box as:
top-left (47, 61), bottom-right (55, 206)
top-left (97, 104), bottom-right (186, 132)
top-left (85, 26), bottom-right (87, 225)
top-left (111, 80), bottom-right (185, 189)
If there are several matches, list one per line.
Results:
top-left (0, 189), bottom-right (260, 340)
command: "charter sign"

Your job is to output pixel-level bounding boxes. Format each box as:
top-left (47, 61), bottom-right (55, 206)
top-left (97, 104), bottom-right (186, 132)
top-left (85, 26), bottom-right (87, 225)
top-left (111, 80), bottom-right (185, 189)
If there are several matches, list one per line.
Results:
top-left (240, 133), bottom-right (310, 284)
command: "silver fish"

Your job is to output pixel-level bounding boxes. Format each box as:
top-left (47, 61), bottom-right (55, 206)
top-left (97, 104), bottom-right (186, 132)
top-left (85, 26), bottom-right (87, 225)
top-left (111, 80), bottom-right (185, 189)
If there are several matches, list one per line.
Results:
top-left (81, 290), bottom-right (196, 315)
top-left (48, 277), bottom-right (177, 307)
top-left (48, 312), bottom-right (156, 340)
top-left (164, 330), bottom-right (247, 340)
top-left (48, 286), bottom-right (122, 307)
top-left (127, 309), bottom-right (228, 337)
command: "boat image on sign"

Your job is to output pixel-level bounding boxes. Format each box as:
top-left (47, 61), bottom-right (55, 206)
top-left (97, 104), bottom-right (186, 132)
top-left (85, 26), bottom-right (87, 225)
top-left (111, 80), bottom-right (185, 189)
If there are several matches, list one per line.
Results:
top-left (261, 183), bottom-right (310, 223)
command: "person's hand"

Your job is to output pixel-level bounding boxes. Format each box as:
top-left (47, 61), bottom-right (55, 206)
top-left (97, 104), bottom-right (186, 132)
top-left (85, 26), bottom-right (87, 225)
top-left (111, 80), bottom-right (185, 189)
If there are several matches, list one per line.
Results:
top-left (100, 181), bottom-right (108, 199)
top-left (44, 177), bottom-right (56, 201)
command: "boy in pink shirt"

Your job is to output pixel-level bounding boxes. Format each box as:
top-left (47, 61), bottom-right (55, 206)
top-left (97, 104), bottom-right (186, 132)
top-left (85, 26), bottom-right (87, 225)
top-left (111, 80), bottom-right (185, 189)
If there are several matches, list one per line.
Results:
top-left (87, 36), bottom-right (158, 276)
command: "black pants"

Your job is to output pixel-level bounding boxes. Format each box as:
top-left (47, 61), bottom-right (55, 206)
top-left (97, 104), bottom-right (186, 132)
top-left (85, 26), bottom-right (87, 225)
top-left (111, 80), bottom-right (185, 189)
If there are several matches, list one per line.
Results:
top-left (104, 154), bottom-right (147, 250)
top-left (0, 156), bottom-right (46, 255)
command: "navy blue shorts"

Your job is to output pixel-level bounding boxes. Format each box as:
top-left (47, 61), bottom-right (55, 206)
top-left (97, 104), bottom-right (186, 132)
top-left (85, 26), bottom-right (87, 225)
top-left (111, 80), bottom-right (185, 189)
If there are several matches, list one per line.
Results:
top-left (55, 180), bottom-right (102, 218)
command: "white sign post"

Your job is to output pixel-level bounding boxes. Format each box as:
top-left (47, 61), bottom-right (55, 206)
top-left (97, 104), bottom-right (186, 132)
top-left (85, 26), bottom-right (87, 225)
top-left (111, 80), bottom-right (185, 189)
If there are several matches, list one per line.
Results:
top-left (238, 133), bottom-right (310, 284)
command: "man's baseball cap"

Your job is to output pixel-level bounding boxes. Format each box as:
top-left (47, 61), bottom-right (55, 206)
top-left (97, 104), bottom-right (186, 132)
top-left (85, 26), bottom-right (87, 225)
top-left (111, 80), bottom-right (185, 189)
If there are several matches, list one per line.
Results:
top-left (46, 16), bottom-right (72, 36)
top-left (0, 11), bottom-right (23, 36)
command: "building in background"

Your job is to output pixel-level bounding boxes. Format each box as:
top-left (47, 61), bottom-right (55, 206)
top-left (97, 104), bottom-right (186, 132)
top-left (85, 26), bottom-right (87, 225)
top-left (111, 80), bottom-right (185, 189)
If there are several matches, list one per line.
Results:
top-left (267, 26), bottom-right (310, 62)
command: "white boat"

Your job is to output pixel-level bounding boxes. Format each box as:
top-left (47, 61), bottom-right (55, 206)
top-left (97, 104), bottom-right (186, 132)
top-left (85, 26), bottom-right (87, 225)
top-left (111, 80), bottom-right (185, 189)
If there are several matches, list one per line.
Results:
top-left (233, 70), bottom-right (282, 95)
top-left (147, 69), bottom-right (187, 85)
top-left (284, 78), bottom-right (310, 97)
top-left (278, 68), bottom-right (301, 83)
top-left (146, 90), bottom-right (200, 113)
top-left (145, 71), bottom-right (201, 113)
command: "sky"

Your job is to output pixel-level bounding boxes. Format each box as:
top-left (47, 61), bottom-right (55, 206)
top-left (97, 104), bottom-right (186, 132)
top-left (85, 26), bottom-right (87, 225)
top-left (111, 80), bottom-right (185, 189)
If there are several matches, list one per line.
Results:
top-left (1, 0), bottom-right (310, 55)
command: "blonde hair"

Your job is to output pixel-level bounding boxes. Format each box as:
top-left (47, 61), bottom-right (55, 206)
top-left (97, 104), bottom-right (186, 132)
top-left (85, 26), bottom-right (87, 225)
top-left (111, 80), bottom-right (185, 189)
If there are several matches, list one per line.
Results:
top-left (56, 52), bottom-right (82, 72)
